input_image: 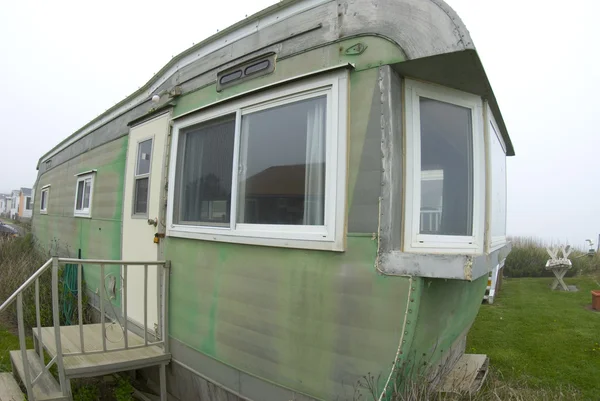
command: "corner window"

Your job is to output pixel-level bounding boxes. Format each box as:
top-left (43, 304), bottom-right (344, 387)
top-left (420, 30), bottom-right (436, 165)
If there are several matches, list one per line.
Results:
top-left (404, 79), bottom-right (484, 254)
top-left (168, 71), bottom-right (348, 251)
top-left (488, 109), bottom-right (507, 250)
top-left (74, 173), bottom-right (95, 217)
top-left (40, 187), bottom-right (49, 214)
top-left (133, 139), bottom-right (153, 216)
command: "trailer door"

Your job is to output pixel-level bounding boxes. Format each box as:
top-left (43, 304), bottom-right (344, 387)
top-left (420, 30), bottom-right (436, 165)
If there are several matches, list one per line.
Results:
top-left (122, 112), bottom-right (170, 333)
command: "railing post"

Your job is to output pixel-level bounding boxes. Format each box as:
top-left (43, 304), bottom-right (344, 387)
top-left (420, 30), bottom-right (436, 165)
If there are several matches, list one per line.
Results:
top-left (35, 278), bottom-right (42, 360)
top-left (123, 264), bottom-right (128, 349)
top-left (162, 261), bottom-right (170, 354)
top-left (17, 293), bottom-right (34, 401)
top-left (144, 264), bottom-right (148, 346)
top-left (52, 256), bottom-right (68, 396)
top-left (78, 263), bottom-right (84, 353)
top-left (100, 263), bottom-right (106, 352)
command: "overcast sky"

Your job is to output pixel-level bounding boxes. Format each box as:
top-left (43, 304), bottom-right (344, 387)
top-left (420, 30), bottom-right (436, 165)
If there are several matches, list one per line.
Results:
top-left (1, 0), bottom-right (598, 248)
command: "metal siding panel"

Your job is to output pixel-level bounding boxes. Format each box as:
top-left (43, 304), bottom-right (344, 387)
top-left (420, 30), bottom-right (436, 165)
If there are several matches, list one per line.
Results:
top-left (165, 236), bottom-right (410, 400)
top-left (346, 69), bottom-right (380, 233)
top-left (32, 137), bottom-right (127, 302)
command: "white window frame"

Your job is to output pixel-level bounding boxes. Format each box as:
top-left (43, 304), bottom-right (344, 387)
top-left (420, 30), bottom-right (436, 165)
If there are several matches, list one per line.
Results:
top-left (132, 137), bottom-right (154, 218)
top-left (40, 186), bottom-right (50, 214)
top-left (74, 173), bottom-right (95, 218)
top-left (167, 70), bottom-right (349, 251)
top-left (486, 104), bottom-right (508, 251)
top-left (403, 79), bottom-right (485, 255)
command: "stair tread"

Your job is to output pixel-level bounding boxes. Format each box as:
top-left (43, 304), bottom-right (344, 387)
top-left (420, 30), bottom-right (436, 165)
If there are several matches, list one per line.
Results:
top-left (34, 324), bottom-right (170, 378)
top-left (0, 372), bottom-right (22, 401)
top-left (9, 350), bottom-right (65, 401)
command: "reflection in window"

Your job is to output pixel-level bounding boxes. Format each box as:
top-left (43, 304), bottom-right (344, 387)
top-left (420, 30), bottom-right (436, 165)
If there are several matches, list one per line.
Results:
top-left (238, 96), bottom-right (326, 225)
top-left (420, 170), bottom-right (443, 234)
top-left (490, 121), bottom-right (506, 238)
top-left (176, 115), bottom-right (235, 226)
top-left (419, 97), bottom-right (473, 236)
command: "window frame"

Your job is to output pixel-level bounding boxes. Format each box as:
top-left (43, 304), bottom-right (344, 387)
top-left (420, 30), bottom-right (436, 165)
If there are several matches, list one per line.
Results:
top-left (73, 173), bottom-right (95, 218)
top-left (132, 137), bottom-right (154, 218)
top-left (403, 79), bottom-right (485, 255)
top-left (167, 71), bottom-right (348, 251)
top-left (486, 104), bottom-right (508, 251)
top-left (40, 186), bottom-right (50, 214)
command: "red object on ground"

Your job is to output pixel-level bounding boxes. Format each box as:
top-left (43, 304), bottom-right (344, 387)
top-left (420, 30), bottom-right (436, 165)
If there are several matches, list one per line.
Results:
top-left (592, 290), bottom-right (600, 311)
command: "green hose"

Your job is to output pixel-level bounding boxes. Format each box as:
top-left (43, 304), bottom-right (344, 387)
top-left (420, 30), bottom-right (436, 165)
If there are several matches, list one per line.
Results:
top-left (62, 263), bottom-right (79, 325)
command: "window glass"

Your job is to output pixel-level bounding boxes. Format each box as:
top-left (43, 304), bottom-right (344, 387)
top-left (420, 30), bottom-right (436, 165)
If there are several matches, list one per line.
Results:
top-left (490, 122), bottom-right (507, 238)
top-left (134, 178), bottom-right (149, 215)
top-left (83, 180), bottom-right (91, 209)
top-left (238, 95), bottom-right (326, 225)
top-left (419, 97), bottom-right (473, 236)
top-left (137, 139), bottom-right (152, 176)
top-left (176, 115), bottom-right (235, 225)
top-left (76, 181), bottom-right (84, 210)
top-left (26, 197), bottom-right (31, 210)
top-left (41, 191), bottom-right (47, 210)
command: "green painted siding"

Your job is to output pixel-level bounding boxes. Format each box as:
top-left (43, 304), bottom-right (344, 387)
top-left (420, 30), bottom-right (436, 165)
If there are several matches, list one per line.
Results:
top-left (408, 275), bottom-right (488, 370)
top-left (166, 236), bottom-right (411, 400)
top-left (33, 136), bottom-right (128, 303)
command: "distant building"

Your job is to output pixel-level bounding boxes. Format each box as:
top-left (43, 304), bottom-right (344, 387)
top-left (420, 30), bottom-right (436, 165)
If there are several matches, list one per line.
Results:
top-left (9, 190), bottom-right (19, 219)
top-left (18, 188), bottom-right (33, 219)
top-left (0, 194), bottom-right (9, 217)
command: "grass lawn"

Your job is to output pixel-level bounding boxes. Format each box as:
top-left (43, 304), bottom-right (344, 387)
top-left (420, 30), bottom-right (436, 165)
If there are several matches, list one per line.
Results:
top-left (467, 275), bottom-right (600, 400)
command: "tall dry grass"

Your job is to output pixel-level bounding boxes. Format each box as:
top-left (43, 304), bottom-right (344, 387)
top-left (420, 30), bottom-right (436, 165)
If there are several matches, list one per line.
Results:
top-left (0, 234), bottom-right (53, 328)
top-left (350, 368), bottom-right (580, 401)
top-left (505, 236), bottom-right (600, 278)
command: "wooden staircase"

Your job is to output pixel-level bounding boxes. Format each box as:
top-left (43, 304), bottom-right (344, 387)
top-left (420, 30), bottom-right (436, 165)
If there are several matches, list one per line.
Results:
top-left (0, 257), bottom-right (171, 401)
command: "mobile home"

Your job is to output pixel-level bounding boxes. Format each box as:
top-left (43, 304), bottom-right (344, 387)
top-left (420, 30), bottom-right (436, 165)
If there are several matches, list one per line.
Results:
top-left (8, 0), bottom-right (513, 400)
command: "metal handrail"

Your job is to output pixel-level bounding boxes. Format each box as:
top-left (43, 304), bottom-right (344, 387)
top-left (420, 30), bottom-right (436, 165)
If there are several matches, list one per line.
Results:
top-left (0, 256), bottom-right (170, 401)
top-left (0, 258), bottom-right (52, 313)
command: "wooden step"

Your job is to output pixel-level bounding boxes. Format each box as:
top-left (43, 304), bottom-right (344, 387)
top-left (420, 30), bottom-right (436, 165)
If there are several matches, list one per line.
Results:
top-left (0, 372), bottom-right (23, 401)
top-left (34, 324), bottom-right (170, 379)
top-left (9, 350), bottom-right (67, 401)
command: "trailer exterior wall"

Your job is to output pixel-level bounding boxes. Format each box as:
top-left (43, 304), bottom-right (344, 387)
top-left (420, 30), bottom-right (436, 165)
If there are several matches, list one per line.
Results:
top-left (29, 0), bottom-right (513, 399)
top-left (33, 136), bottom-right (127, 303)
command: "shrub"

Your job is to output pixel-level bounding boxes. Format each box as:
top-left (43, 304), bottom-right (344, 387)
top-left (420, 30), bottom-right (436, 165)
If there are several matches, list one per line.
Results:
top-left (504, 236), bottom-right (600, 278)
top-left (0, 234), bottom-right (52, 328)
top-left (0, 234), bottom-right (91, 329)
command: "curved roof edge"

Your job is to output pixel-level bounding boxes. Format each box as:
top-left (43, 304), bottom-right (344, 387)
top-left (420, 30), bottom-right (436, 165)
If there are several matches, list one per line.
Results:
top-left (38, 0), bottom-right (511, 166)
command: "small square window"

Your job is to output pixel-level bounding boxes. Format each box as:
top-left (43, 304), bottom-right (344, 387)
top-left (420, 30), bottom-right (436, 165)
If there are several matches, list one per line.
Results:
top-left (40, 187), bottom-right (50, 214)
top-left (133, 139), bottom-right (153, 216)
top-left (74, 174), bottom-right (95, 217)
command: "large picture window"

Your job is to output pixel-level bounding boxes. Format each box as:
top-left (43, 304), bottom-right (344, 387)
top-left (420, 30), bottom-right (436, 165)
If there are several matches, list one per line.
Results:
top-left (168, 71), bottom-right (348, 251)
top-left (404, 79), bottom-right (484, 254)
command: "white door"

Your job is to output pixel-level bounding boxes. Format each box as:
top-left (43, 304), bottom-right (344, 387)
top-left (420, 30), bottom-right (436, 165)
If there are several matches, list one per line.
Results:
top-left (122, 113), bottom-right (170, 331)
